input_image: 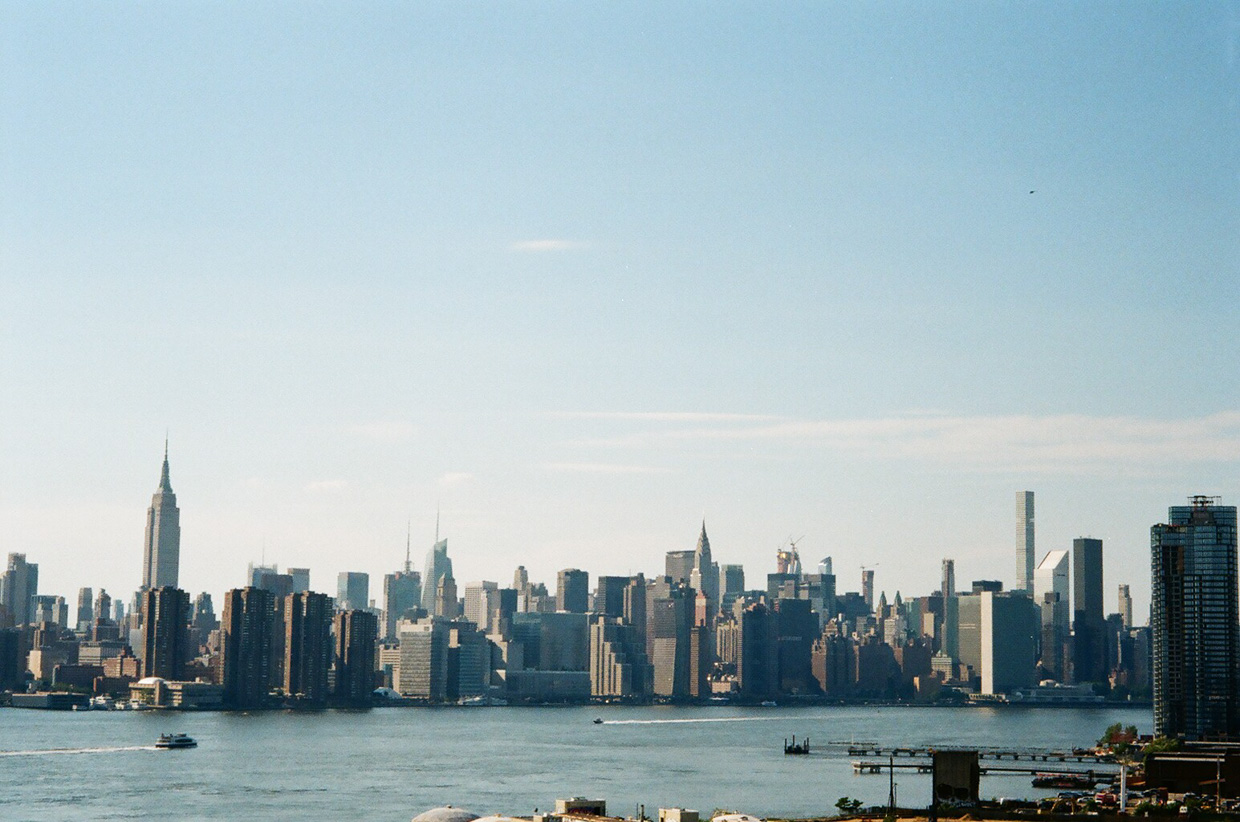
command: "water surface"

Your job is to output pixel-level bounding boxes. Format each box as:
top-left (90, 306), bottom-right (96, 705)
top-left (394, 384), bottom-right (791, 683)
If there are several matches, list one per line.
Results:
top-left (0, 704), bottom-right (1148, 822)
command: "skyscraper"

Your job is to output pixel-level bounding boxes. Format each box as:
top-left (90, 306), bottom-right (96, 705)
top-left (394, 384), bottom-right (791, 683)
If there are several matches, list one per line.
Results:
top-left (1118, 584), bottom-right (1133, 630)
top-left (384, 572), bottom-right (422, 639)
top-left (140, 585), bottom-right (190, 680)
top-left (220, 586), bottom-right (276, 709)
top-left (284, 591), bottom-right (331, 704)
top-left (1016, 491), bottom-right (1034, 593)
top-left (861, 569), bottom-right (875, 610)
top-left (1034, 550), bottom-right (1070, 681)
top-left (689, 521), bottom-right (720, 618)
top-left (0, 553), bottom-right (39, 626)
top-left (422, 538), bottom-right (453, 613)
top-left (336, 572), bottom-right (369, 612)
top-left (141, 442), bottom-right (181, 591)
top-left (1152, 496), bottom-right (1239, 740)
top-left (334, 609), bottom-right (378, 706)
top-left (1072, 537), bottom-right (1105, 683)
top-left (941, 559), bottom-right (956, 601)
top-left (75, 587), bottom-right (93, 632)
top-left (556, 569), bottom-right (589, 613)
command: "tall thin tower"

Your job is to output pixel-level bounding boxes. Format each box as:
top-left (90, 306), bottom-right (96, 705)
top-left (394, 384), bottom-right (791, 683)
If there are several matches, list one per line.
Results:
top-left (1016, 491), bottom-right (1035, 593)
top-left (141, 440), bottom-right (181, 590)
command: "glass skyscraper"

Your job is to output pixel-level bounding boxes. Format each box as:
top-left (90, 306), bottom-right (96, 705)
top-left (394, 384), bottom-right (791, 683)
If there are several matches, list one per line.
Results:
top-left (1151, 496), bottom-right (1239, 739)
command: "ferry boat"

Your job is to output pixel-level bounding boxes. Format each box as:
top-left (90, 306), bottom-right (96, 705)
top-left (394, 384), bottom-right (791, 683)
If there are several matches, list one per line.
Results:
top-left (155, 733), bottom-right (197, 750)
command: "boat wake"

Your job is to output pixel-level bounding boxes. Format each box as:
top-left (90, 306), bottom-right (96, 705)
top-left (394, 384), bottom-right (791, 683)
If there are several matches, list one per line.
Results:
top-left (0, 745), bottom-right (155, 757)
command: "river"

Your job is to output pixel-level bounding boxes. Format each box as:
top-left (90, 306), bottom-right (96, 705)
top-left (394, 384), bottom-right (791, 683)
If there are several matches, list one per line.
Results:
top-left (0, 703), bottom-right (1148, 821)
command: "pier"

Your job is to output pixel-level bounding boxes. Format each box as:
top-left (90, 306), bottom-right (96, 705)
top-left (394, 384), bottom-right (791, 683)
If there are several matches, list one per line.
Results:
top-left (843, 745), bottom-right (1113, 764)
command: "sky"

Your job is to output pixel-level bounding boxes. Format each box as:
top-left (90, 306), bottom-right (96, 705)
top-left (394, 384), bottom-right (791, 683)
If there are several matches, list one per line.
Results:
top-left (1, 3), bottom-right (1238, 622)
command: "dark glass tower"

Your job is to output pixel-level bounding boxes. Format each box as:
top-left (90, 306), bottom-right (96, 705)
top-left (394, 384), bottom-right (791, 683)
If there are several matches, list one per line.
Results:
top-left (1152, 496), bottom-right (1239, 739)
top-left (1072, 537), bottom-right (1105, 682)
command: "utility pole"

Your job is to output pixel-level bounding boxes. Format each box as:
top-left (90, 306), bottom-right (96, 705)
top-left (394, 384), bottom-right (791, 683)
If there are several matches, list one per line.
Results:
top-left (889, 753), bottom-right (896, 812)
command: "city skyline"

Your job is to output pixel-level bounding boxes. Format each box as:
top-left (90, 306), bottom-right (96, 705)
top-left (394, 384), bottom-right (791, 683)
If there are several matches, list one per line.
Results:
top-left (2, 4), bottom-right (1237, 619)
top-left (1, 440), bottom-right (1232, 622)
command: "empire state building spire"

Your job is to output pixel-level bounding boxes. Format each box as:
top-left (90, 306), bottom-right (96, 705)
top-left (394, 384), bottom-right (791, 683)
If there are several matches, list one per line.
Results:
top-left (142, 440), bottom-right (182, 590)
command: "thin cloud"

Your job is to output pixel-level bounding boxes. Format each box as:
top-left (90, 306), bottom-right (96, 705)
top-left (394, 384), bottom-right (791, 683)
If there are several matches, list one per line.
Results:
top-left (550, 411), bottom-right (783, 423)
top-left (542, 462), bottom-right (672, 475)
top-left (555, 410), bottom-right (1240, 474)
top-left (510, 239), bottom-right (587, 252)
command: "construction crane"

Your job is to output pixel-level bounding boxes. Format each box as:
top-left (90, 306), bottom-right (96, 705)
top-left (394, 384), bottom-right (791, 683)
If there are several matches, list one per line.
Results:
top-left (776, 535), bottom-right (805, 576)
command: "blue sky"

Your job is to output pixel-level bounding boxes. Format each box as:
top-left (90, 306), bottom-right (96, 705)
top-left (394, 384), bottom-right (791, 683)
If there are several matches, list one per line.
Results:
top-left (2, 3), bottom-right (1237, 618)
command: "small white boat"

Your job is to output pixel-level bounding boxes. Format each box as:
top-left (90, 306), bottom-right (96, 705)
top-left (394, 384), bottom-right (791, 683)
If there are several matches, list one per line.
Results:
top-left (155, 733), bottom-right (197, 750)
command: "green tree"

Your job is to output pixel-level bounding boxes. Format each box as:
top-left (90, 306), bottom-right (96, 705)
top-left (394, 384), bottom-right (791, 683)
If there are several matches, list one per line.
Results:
top-left (835, 797), bottom-right (863, 816)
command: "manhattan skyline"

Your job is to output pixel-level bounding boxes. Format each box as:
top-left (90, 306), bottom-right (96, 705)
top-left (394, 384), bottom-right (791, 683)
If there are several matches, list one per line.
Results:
top-left (2, 4), bottom-right (1238, 614)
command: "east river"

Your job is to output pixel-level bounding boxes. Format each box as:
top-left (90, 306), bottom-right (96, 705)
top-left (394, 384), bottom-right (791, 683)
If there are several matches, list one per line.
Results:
top-left (0, 703), bottom-right (1148, 822)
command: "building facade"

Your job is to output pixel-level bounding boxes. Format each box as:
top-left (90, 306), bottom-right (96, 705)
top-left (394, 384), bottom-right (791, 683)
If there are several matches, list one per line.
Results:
top-left (1152, 497), bottom-right (1239, 739)
top-left (1016, 491), bottom-right (1034, 593)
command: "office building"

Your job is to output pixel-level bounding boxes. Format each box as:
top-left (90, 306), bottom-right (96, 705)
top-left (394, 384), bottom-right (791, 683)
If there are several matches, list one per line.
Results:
top-left (447, 619), bottom-right (489, 701)
top-left (1034, 550), bottom-right (1070, 681)
top-left (737, 601), bottom-right (778, 701)
top-left (192, 592), bottom-right (217, 636)
top-left (284, 591), bottom-right (331, 703)
top-left (861, 569), bottom-right (875, 610)
top-left (1118, 584), bottom-right (1133, 630)
top-left (1152, 496), bottom-right (1239, 739)
top-left (422, 538), bottom-right (453, 613)
top-left (141, 442), bottom-right (181, 590)
top-left (397, 616), bottom-right (449, 700)
top-left (288, 568), bottom-right (310, 593)
top-left (556, 569), bottom-right (589, 613)
top-left (720, 564), bottom-right (744, 611)
top-left (384, 571), bottom-right (422, 640)
top-left (435, 575), bottom-right (459, 619)
top-left (1073, 537), bottom-right (1105, 682)
top-left (336, 572), bottom-right (369, 612)
top-left (1, 553), bottom-right (39, 626)
top-left (594, 576), bottom-right (629, 619)
top-left (941, 559), bottom-right (955, 601)
top-left (334, 609), bottom-right (378, 705)
top-left (75, 587), bottom-right (93, 632)
top-left (590, 616), bottom-right (650, 698)
top-left (1016, 491), bottom-right (1034, 593)
top-left (955, 589), bottom-right (1037, 694)
top-left (776, 597), bottom-right (818, 694)
top-left (220, 587), bottom-right (276, 709)
top-left (140, 585), bottom-right (190, 680)
top-left (32, 595), bottom-right (68, 628)
top-left (665, 550), bottom-right (695, 585)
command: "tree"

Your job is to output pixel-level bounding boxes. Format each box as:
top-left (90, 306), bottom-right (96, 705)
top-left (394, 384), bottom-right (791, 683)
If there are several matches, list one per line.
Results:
top-left (835, 797), bottom-right (863, 816)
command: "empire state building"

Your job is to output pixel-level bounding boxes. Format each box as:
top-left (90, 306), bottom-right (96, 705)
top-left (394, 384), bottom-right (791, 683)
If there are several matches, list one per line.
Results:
top-left (141, 442), bottom-right (181, 590)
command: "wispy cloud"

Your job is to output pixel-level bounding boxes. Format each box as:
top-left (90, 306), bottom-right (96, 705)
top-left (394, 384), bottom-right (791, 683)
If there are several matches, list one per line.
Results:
top-left (510, 239), bottom-right (587, 253)
top-left (550, 411), bottom-right (783, 423)
top-left (438, 471), bottom-right (474, 487)
top-left (553, 410), bottom-right (1240, 474)
top-left (541, 462), bottom-right (672, 475)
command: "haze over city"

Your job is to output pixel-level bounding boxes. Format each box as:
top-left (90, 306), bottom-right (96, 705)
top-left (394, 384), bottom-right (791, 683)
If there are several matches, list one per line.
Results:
top-left (2, 3), bottom-right (1238, 617)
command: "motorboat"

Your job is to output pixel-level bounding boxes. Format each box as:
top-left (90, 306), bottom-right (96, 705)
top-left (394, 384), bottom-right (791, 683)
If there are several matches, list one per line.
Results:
top-left (155, 733), bottom-right (197, 750)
